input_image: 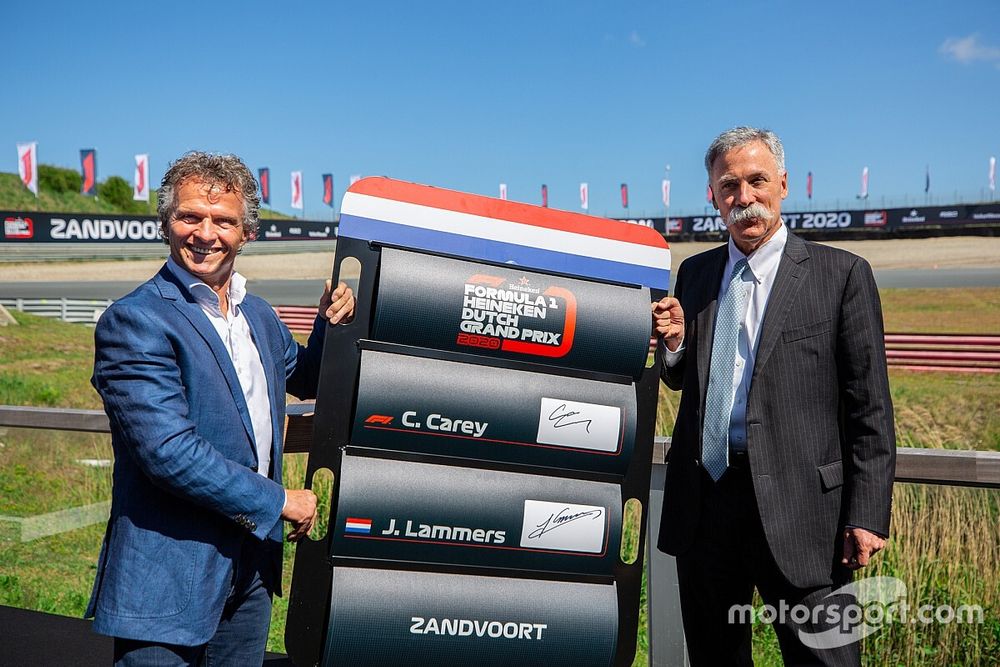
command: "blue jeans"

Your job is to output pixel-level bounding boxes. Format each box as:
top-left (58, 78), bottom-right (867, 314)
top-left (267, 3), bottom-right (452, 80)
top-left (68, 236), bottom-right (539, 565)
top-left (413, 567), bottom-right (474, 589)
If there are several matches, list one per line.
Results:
top-left (113, 541), bottom-right (273, 666)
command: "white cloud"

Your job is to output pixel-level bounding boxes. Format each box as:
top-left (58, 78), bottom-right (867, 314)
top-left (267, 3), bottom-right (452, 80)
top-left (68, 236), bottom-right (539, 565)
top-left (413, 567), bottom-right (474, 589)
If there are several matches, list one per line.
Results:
top-left (628, 30), bottom-right (646, 48)
top-left (939, 34), bottom-right (1000, 67)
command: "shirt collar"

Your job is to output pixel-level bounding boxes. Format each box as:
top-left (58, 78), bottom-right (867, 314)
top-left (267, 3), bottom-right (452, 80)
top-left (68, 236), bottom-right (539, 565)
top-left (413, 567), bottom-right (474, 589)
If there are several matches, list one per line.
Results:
top-left (166, 256), bottom-right (247, 316)
top-left (727, 221), bottom-right (788, 284)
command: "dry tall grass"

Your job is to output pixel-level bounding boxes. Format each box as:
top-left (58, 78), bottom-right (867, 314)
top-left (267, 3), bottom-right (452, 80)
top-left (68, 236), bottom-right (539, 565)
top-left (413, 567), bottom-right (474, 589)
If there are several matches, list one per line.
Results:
top-left (863, 483), bottom-right (1000, 665)
top-left (654, 375), bottom-right (1000, 665)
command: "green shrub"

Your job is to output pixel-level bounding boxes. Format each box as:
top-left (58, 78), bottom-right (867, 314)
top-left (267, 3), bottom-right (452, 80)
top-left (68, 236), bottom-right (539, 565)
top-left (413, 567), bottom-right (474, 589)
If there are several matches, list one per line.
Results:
top-left (96, 176), bottom-right (156, 214)
top-left (97, 176), bottom-right (134, 210)
top-left (38, 165), bottom-right (82, 195)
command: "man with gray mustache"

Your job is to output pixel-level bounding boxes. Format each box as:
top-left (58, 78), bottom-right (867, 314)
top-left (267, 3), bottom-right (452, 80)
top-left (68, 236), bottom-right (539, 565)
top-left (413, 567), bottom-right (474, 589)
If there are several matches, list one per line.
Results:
top-left (652, 127), bottom-right (895, 665)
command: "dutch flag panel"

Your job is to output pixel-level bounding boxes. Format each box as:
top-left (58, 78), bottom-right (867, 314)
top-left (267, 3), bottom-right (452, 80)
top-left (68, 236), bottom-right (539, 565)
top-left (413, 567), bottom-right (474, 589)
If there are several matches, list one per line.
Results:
top-left (344, 517), bottom-right (373, 535)
top-left (340, 177), bottom-right (671, 290)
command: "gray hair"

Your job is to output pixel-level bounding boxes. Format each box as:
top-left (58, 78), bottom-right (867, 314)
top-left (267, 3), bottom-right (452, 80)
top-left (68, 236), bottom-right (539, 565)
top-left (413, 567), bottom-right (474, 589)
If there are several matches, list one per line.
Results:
top-left (704, 126), bottom-right (786, 176)
top-left (157, 151), bottom-right (261, 244)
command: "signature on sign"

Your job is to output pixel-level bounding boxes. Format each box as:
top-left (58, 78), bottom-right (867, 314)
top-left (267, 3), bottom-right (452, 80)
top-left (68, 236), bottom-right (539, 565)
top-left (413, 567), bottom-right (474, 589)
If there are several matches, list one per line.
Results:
top-left (527, 506), bottom-right (604, 540)
top-left (547, 403), bottom-right (593, 433)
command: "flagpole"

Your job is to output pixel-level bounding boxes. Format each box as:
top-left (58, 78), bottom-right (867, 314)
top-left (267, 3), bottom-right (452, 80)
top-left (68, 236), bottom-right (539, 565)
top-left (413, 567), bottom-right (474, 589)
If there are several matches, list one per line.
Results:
top-left (664, 164), bottom-right (671, 227)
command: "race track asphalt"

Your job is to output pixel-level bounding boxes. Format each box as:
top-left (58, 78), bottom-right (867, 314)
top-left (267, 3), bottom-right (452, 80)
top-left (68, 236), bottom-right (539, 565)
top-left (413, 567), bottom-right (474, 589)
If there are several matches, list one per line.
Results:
top-left (2, 268), bottom-right (998, 305)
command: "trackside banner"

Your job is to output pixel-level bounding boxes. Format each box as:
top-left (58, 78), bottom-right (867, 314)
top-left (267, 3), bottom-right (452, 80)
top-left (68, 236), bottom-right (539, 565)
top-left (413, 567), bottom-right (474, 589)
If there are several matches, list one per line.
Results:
top-left (353, 349), bottom-right (638, 475)
top-left (323, 567), bottom-right (618, 666)
top-left (615, 202), bottom-right (1000, 236)
top-left (332, 454), bottom-right (622, 575)
top-left (0, 211), bottom-right (337, 242)
top-left (372, 249), bottom-right (652, 378)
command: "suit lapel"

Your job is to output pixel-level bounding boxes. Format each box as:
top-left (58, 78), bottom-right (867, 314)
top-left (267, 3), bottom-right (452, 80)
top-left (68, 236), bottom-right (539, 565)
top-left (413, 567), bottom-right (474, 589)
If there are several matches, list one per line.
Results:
top-left (154, 267), bottom-right (257, 448)
top-left (752, 232), bottom-right (810, 375)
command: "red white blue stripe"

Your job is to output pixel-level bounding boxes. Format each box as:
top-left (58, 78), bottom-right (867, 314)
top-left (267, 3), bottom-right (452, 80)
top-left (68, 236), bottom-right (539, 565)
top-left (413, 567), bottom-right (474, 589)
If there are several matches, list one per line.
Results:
top-left (340, 178), bottom-right (671, 289)
top-left (344, 517), bottom-right (373, 535)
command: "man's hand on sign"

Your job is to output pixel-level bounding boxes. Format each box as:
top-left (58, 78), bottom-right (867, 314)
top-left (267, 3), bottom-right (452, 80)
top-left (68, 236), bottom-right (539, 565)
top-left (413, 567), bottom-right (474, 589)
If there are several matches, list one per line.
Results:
top-left (282, 489), bottom-right (318, 542)
top-left (319, 279), bottom-right (356, 324)
top-left (652, 296), bottom-right (685, 352)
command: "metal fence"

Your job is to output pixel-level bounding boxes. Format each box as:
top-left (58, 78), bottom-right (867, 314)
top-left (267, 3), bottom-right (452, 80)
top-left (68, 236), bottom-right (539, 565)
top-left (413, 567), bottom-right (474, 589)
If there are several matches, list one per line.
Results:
top-left (0, 403), bottom-right (998, 665)
top-left (1, 297), bottom-right (112, 324)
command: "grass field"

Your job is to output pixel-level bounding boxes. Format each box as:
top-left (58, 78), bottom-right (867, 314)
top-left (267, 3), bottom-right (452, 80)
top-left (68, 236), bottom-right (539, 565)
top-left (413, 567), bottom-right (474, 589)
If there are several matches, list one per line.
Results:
top-left (1, 287), bottom-right (998, 664)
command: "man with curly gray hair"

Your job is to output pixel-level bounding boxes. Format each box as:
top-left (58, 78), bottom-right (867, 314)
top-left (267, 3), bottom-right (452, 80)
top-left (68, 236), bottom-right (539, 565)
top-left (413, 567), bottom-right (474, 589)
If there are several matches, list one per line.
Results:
top-left (87, 151), bottom-right (355, 665)
top-left (157, 152), bottom-right (263, 245)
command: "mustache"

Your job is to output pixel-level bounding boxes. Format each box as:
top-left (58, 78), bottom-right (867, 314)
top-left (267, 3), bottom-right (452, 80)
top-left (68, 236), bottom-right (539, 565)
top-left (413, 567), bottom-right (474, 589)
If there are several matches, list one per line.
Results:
top-left (726, 203), bottom-right (773, 226)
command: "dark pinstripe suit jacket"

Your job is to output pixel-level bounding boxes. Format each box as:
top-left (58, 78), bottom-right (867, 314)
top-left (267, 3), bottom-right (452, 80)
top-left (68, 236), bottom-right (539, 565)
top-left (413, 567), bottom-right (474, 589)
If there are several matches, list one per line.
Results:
top-left (658, 231), bottom-right (896, 588)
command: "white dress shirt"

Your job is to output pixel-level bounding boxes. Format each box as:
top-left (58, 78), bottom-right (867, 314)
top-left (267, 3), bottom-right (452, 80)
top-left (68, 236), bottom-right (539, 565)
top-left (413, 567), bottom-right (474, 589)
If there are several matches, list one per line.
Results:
top-left (663, 222), bottom-right (788, 453)
top-left (167, 258), bottom-right (274, 477)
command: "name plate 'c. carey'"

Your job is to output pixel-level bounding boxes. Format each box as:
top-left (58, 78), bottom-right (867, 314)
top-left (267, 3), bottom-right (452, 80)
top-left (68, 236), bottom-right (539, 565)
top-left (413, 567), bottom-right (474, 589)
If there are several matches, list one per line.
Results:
top-left (352, 350), bottom-right (637, 475)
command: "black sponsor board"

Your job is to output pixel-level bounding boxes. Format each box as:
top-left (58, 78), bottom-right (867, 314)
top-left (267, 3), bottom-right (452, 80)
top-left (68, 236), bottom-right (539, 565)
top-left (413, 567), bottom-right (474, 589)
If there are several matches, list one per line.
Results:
top-left (352, 349), bottom-right (637, 475)
top-left (323, 567), bottom-right (617, 667)
top-left (257, 219), bottom-right (337, 240)
top-left (968, 203), bottom-right (1000, 224)
top-left (372, 249), bottom-right (652, 378)
top-left (889, 205), bottom-right (962, 226)
top-left (0, 210), bottom-right (336, 242)
top-left (615, 217), bottom-right (665, 235)
top-left (332, 454), bottom-right (622, 576)
top-left (887, 204), bottom-right (1000, 226)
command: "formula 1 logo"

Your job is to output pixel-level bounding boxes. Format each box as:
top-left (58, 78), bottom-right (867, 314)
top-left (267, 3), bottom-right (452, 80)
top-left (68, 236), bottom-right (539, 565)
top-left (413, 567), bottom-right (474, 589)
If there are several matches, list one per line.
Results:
top-left (364, 414), bottom-right (394, 425)
top-left (4, 216), bottom-right (33, 239)
top-left (457, 273), bottom-right (577, 358)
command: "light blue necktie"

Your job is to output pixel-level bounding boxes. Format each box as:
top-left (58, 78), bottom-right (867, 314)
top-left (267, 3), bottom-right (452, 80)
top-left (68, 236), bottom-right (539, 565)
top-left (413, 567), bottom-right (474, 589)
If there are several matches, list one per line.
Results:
top-left (702, 258), bottom-right (749, 482)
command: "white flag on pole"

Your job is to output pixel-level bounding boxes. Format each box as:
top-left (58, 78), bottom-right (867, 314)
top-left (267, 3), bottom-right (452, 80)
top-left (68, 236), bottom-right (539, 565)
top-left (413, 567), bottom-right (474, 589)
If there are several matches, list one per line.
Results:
top-left (661, 179), bottom-right (671, 208)
top-left (499, 183), bottom-right (507, 200)
top-left (133, 154), bottom-right (149, 201)
top-left (990, 157), bottom-right (996, 192)
top-left (291, 171), bottom-right (303, 210)
top-left (860, 166), bottom-right (870, 199)
top-left (580, 182), bottom-right (589, 211)
top-left (16, 142), bottom-right (38, 196)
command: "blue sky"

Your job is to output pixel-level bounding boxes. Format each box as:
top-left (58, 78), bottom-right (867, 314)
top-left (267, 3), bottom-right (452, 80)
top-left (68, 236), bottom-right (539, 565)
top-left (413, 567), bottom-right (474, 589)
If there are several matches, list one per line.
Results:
top-left (3, 1), bottom-right (999, 219)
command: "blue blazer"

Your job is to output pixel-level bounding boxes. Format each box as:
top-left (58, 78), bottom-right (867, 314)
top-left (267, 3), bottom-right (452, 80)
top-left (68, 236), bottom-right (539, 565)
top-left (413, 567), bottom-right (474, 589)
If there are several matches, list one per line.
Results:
top-left (86, 265), bottom-right (326, 645)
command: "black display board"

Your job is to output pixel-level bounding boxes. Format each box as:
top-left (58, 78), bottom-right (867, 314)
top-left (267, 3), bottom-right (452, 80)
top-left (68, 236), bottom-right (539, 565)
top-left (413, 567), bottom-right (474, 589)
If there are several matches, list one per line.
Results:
top-left (285, 177), bottom-right (670, 667)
